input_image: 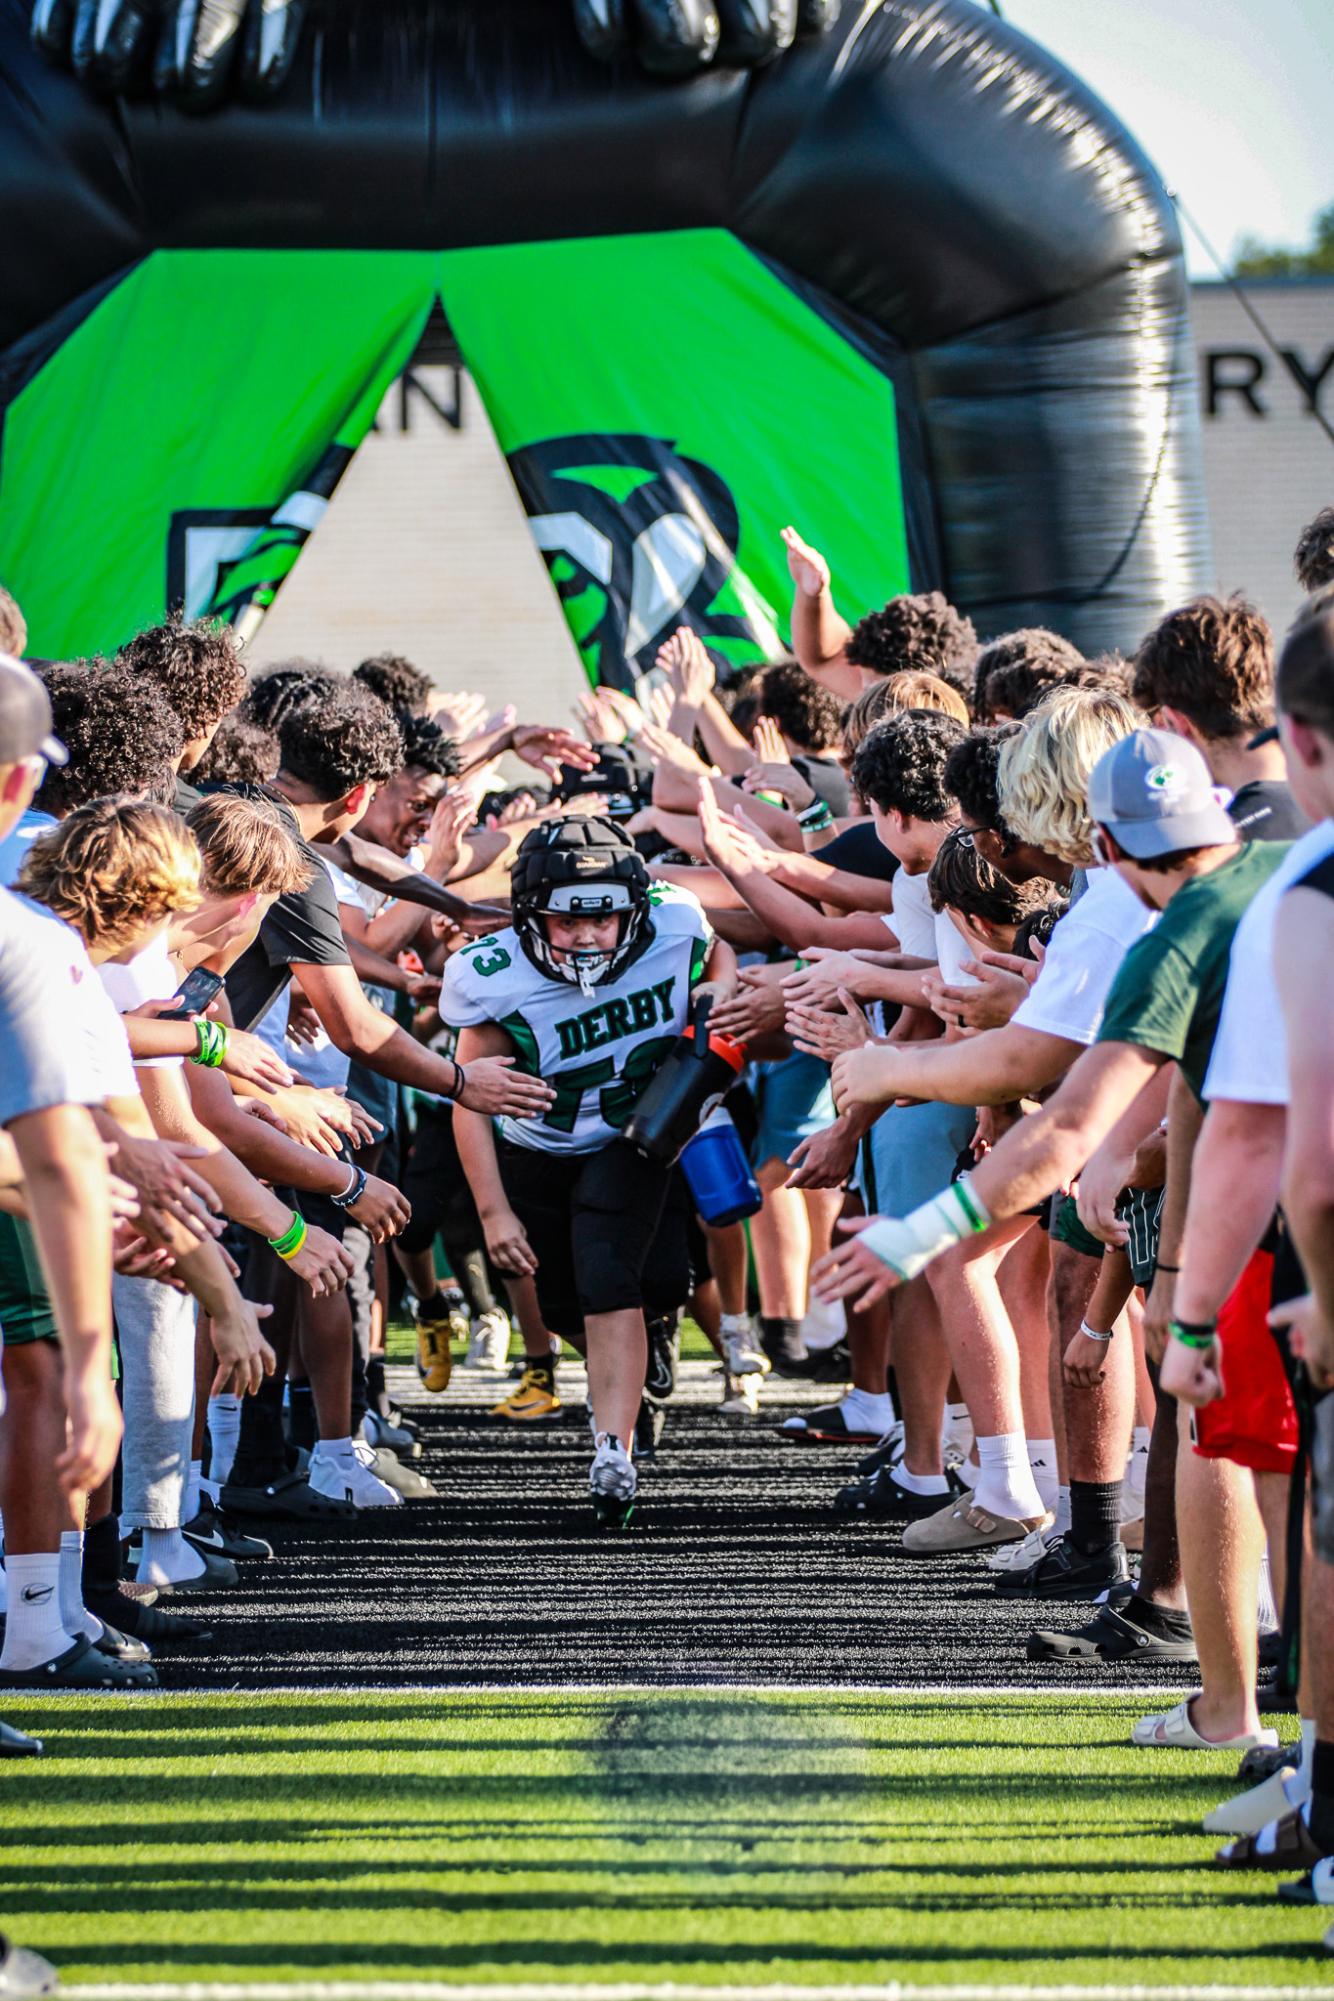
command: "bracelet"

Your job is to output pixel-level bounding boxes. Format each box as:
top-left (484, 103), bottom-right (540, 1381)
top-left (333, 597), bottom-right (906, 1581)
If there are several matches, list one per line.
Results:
top-left (450, 1059), bottom-right (468, 1104)
top-left (1170, 1317), bottom-right (1217, 1351)
top-left (1079, 1319), bottom-right (1114, 1344)
top-left (267, 1209), bottom-right (307, 1261)
top-left (799, 800), bottom-right (834, 830)
top-left (330, 1163), bottom-right (367, 1212)
top-left (1155, 1262), bottom-right (1181, 1274)
top-left (191, 1018), bottom-right (229, 1068)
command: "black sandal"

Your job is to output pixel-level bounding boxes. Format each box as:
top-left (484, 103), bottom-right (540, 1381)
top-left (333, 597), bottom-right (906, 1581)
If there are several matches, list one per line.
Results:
top-left (0, 1635), bottom-right (157, 1690)
top-left (1027, 1599), bottom-right (1197, 1663)
top-left (1216, 1810), bottom-right (1325, 1871)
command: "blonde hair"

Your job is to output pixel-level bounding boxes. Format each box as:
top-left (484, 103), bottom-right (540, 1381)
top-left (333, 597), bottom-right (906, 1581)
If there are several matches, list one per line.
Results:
top-left (187, 792), bottom-right (312, 898)
top-left (998, 684), bottom-right (1146, 866)
top-left (18, 799), bottom-right (202, 950)
top-left (842, 670), bottom-right (969, 757)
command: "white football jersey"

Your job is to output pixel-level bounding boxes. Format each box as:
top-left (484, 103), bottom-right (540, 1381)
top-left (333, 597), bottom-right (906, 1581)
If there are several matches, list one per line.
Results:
top-left (439, 881), bottom-right (713, 1154)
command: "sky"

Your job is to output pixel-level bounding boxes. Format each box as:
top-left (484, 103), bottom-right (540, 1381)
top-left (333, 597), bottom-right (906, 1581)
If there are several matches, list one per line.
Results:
top-left (995, 0), bottom-right (1331, 276)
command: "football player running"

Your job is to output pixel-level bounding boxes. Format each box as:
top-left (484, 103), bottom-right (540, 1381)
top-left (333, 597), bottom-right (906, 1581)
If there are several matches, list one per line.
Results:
top-left (442, 817), bottom-right (736, 1525)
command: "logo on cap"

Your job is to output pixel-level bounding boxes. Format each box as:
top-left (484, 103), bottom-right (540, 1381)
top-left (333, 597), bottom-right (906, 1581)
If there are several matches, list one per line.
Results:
top-left (1145, 763), bottom-right (1186, 800)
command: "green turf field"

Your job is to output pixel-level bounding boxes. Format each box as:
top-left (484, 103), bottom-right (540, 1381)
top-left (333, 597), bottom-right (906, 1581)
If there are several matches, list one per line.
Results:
top-left (3, 1689), bottom-right (1331, 1990)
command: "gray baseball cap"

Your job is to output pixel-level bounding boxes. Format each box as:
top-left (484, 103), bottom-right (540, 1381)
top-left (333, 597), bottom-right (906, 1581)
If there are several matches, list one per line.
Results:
top-left (0, 653), bottom-right (66, 767)
top-left (1087, 727), bottom-right (1235, 859)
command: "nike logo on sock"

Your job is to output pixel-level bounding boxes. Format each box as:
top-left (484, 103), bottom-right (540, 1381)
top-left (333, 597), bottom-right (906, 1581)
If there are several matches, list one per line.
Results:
top-left (21, 1585), bottom-right (54, 1603)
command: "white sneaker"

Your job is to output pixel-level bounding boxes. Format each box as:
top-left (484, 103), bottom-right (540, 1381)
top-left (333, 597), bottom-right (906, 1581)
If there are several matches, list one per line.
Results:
top-left (464, 1308), bottom-right (512, 1371)
top-left (589, 1433), bottom-right (637, 1504)
top-left (720, 1315), bottom-right (770, 1376)
top-left (984, 1522), bottom-right (1060, 1573)
top-left (309, 1442), bottom-right (403, 1510)
top-left (720, 1370), bottom-right (761, 1416)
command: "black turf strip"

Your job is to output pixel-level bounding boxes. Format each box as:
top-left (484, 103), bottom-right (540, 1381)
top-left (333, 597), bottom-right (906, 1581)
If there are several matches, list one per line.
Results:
top-left (160, 1370), bottom-right (1199, 1692)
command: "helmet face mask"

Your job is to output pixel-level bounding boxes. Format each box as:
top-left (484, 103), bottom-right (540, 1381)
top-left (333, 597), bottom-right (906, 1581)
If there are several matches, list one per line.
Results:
top-left (512, 817), bottom-right (652, 994)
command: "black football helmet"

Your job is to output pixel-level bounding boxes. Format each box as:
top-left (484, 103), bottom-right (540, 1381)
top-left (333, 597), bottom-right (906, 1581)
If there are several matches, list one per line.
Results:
top-left (511, 815), bottom-right (652, 993)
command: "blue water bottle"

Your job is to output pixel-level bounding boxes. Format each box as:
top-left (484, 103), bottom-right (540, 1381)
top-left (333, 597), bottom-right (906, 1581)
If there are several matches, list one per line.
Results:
top-left (679, 1108), bottom-right (762, 1227)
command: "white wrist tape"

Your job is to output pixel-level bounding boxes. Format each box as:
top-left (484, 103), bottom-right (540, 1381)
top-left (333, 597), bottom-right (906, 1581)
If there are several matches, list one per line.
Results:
top-left (859, 1176), bottom-right (991, 1283)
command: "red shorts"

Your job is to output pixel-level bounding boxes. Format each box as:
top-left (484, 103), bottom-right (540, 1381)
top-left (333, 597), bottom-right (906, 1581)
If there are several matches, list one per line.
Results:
top-left (1192, 1248), bottom-right (1298, 1475)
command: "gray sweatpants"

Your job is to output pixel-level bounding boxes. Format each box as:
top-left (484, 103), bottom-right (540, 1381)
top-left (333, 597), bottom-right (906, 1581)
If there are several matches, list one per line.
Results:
top-left (113, 1274), bottom-right (197, 1530)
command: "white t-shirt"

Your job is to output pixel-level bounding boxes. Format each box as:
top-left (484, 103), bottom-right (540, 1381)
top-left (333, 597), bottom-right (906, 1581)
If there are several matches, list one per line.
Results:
top-left (934, 911), bottom-right (979, 988)
top-left (1204, 818), bottom-right (1334, 1108)
top-left (0, 886), bottom-right (112, 1126)
top-left (99, 935), bottom-right (184, 1070)
top-left (884, 867), bottom-right (937, 961)
top-left (0, 807), bottom-right (56, 890)
top-left (1011, 865), bottom-right (1156, 1046)
top-left (3, 895), bottom-right (138, 1111)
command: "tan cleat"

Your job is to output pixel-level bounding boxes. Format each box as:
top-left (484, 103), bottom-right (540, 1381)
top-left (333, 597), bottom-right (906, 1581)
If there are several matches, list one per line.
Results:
top-left (415, 1315), bottom-right (454, 1395)
top-left (492, 1364), bottom-right (562, 1422)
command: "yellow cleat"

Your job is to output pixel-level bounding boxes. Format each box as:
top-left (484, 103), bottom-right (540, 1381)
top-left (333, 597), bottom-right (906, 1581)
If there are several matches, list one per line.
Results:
top-left (415, 1315), bottom-right (455, 1395)
top-left (491, 1364), bottom-right (562, 1422)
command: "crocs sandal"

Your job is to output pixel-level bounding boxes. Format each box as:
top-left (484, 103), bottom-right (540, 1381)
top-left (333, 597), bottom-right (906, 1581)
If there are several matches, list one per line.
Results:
top-left (1216, 1807), bottom-right (1324, 1869)
top-left (1131, 1696), bottom-right (1278, 1751)
top-left (221, 1469), bottom-right (355, 1522)
top-left (148, 1548), bottom-right (239, 1596)
top-left (1237, 1739), bottom-right (1302, 1785)
top-left (93, 1622), bottom-right (151, 1664)
top-left (0, 1935), bottom-right (59, 1998)
top-left (0, 1721), bottom-right (43, 1758)
top-left (1278, 1855), bottom-right (1334, 1906)
top-left (0, 1635), bottom-right (157, 1690)
top-left (1027, 1599), bottom-right (1196, 1664)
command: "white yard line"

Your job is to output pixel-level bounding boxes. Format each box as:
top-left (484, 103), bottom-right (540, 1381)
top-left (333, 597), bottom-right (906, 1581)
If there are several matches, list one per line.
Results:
top-left (61, 1983), bottom-right (1334, 2001)
top-left (13, 1683), bottom-right (1199, 1700)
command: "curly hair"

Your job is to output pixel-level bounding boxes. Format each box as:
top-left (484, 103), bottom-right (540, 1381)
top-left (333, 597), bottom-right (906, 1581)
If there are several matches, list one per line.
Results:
top-left (0, 583), bottom-right (26, 657)
top-left (276, 679), bottom-right (406, 800)
top-left (33, 660), bottom-right (185, 816)
top-left (943, 723), bottom-right (1021, 836)
top-left (399, 711), bottom-right (461, 778)
top-left (754, 661), bottom-right (844, 752)
top-left (186, 793), bottom-right (312, 898)
top-left (1064, 653), bottom-right (1134, 700)
top-left (846, 592), bottom-right (978, 702)
top-left (849, 709), bottom-right (966, 822)
top-left (192, 713), bottom-right (280, 787)
top-left (115, 616), bottom-right (247, 742)
top-left (1277, 591), bottom-right (1334, 740)
top-left (998, 684), bottom-right (1145, 867)
top-left (353, 653), bottom-right (433, 716)
top-left (1294, 507), bottom-right (1334, 594)
top-left (974, 628), bottom-right (1083, 721)
top-left (1131, 594), bottom-right (1274, 741)
top-left (18, 799), bottom-right (201, 951)
top-left (238, 660), bottom-right (336, 731)
top-left (927, 825), bottom-right (1057, 929)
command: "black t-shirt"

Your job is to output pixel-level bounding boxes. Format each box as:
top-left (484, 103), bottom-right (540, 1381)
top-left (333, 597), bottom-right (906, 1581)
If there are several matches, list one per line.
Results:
top-left (814, 819), bottom-right (899, 883)
top-left (223, 789), bottom-right (351, 1031)
top-left (791, 753), bottom-right (852, 818)
top-left (1229, 779), bottom-right (1310, 843)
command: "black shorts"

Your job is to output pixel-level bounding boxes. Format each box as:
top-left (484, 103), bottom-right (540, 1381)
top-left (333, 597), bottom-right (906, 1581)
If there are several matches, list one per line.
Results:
top-left (498, 1137), bottom-right (690, 1338)
top-left (397, 1101), bottom-right (480, 1256)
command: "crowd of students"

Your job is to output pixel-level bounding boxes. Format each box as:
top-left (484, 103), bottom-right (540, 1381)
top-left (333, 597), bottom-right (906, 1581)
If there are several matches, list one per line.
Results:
top-left (1, 501), bottom-right (1334, 1945)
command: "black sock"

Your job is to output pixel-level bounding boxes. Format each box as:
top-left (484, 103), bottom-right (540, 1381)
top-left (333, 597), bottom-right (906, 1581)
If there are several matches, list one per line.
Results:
top-left (367, 1354), bottom-right (388, 1419)
top-left (1069, 1478), bottom-right (1124, 1556)
top-left (82, 1513), bottom-right (121, 1597)
top-left (1123, 1591), bottom-right (1193, 1639)
top-left (231, 1370), bottom-right (287, 1487)
top-left (287, 1380), bottom-right (317, 1452)
top-left (1308, 1741), bottom-right (1334, 1854)
top-left (760, 1315), bottom-right (804, 1355)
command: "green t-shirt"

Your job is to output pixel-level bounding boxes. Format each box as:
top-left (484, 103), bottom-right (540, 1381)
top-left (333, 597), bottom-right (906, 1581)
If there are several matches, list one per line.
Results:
top-left (1096, 842), bottom-right (1290, 1099)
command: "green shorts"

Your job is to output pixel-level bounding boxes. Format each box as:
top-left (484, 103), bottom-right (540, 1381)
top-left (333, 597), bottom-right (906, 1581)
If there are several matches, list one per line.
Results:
top-left (1051, 1192), bottom-right (1103, 1261)
top-left (0, 1211), bottom-right (58, 1345)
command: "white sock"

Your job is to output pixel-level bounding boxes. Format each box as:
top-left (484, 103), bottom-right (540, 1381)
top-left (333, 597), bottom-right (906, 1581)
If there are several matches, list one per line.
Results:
top-left (1257, 1551), bottom-right (1279, 1633)
top-left (841, 1387), bottom-right (894, 1430)
top-left (957, 1455), bottom-right (979, 1490)
top-left (892, 1463), bottom-right (949, 1498)
top-left (1053, 1484), bottom-right (1073, 1539)
top-left (975, 1432), bottom-right (1045, 1523)
top-left (1026, 1437), bottom-right (1059, 1514)
top-left (207, 1393), bottom-right (241, 1488)
top-left (184, 1458), bottom-right (203, 1525)
top-left (57, 1529), bottom-right (103, 1644)
top-left (941, 1401), bottom-right (973, 1459)
top-left (136, 1526), bottom-right (206, 1587)
top-left (1124, 1425), bottom-right (1150, 1517)
top-left (0, 1552), bottom-right (68, 1670)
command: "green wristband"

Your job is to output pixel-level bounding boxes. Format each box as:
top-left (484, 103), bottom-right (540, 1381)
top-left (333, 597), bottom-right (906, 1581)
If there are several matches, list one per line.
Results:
top-left (1169, 1319), bottom-right (1217, 1351)
top-left (267, 1209), bottom-right (306, 1260)
top-left (192, 1018), bottom-right (228, 1068)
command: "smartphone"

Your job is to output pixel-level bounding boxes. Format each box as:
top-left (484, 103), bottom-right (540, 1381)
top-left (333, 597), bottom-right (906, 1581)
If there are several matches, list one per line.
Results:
top-left (158, 967), bottom-right (225, 1020)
